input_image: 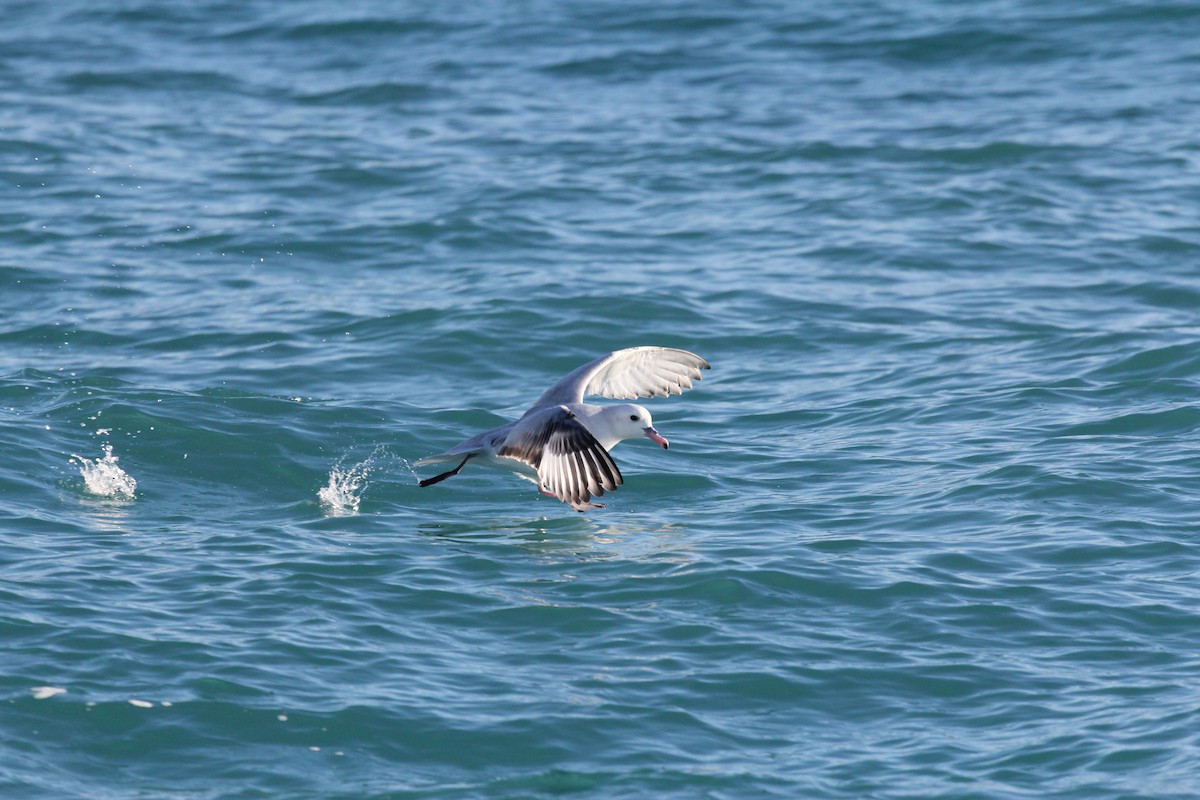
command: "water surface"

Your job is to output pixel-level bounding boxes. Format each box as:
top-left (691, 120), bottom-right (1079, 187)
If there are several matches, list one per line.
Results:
top-left (2, 1), bottom-right (1199, 798)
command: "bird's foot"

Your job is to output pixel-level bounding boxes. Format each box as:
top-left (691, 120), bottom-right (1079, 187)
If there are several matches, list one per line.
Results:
top-left (542, 485), bottom-right (604, 512)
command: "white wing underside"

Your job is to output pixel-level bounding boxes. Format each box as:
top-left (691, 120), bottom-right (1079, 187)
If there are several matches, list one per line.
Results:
top-left (534, 346), bottom-right (710, 407)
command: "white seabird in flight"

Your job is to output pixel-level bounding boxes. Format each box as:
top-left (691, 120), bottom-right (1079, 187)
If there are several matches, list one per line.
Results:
top-left (416, 346), bottom-right (711, 511)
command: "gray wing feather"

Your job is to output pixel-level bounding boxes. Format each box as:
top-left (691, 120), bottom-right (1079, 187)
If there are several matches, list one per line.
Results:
top-left (497, 406), bottom-right (622, 507)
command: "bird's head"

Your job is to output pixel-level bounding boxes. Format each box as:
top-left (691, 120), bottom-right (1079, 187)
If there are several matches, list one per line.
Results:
top-left (611, 403), bottom-right (669, 449)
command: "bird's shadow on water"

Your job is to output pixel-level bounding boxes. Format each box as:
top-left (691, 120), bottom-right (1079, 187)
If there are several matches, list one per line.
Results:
top-left (302, 445), bottom-right (699, 563)
top-left (415, 512), bottom-right (696, 563)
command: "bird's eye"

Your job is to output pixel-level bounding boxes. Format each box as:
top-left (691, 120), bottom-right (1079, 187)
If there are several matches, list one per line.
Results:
top-left (629, 414), bottom-right (639, 421)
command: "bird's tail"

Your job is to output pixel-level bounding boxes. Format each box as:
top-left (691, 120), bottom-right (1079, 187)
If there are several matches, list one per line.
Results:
top-left (414, 452), bottom-right (459, 467)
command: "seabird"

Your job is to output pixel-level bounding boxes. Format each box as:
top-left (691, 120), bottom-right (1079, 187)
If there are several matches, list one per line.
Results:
top-left (416, 346), bottom-right (710, 511)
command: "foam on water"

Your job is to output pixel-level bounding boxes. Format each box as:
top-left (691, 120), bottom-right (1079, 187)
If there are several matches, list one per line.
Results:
top-left (318, 449), bottom-right (384, 515)
top-left (71, 444), bottom-right (137, 500)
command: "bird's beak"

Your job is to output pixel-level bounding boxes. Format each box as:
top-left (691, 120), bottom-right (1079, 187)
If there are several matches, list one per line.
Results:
top-left (644, 426), bottom-right (669, 449)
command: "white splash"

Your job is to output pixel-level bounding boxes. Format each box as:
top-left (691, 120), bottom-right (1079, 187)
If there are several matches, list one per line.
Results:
top-left (32, 686), bottom-right (67, 700)
top-left (72, 444), bottom-right (137, 500)
top-left (319, 452), bottom-right (379, 516)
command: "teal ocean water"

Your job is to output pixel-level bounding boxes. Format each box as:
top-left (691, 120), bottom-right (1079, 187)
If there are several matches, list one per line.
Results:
top-left (3, 2), bottom-right (1199, 797)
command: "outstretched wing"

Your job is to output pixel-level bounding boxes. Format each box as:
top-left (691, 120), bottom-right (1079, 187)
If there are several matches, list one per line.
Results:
top-left (533, 346), bottom-right (710, 406)
top-left (497, 406), bottom-right (623, 508)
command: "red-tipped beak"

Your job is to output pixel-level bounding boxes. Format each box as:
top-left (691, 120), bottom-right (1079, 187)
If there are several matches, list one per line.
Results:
top-left (644, 427), bottom-right (669, 449)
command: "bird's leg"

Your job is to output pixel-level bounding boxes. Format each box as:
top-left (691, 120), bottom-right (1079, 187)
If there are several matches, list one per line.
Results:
top-left (418, 454), bottom-right (472, 487)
